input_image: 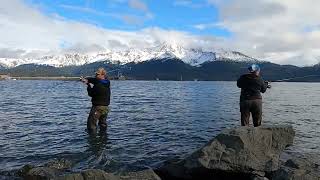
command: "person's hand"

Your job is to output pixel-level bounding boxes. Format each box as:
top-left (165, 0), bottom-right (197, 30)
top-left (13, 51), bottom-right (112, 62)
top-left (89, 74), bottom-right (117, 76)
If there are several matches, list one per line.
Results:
top-left (80, 76), bottom-right (88, 84)
top-left (265, 81), bottom-right (271, 88)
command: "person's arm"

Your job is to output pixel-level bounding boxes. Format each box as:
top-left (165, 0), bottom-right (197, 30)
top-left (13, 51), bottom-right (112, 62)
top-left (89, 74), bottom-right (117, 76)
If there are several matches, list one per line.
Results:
top-left (237, 76), bottom-right (243, 88)
top-left (87, 84), bottom-right (94, 97)
top-left (86, 77), bottom-right (96, 84)
top-left (260, 78), bottom-right (268, 93)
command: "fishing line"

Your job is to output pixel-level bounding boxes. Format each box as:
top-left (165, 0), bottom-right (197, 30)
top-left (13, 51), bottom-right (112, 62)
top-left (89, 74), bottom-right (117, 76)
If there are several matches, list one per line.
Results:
top-left (273, 75), bottom-right (320, 82)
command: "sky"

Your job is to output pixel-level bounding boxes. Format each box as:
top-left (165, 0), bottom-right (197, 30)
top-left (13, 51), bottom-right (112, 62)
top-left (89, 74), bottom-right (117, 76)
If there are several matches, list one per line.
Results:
top-left (1, 0), bottom-right (320, 66)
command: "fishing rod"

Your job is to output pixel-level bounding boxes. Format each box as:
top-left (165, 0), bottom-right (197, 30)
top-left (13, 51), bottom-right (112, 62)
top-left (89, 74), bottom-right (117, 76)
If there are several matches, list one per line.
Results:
top-left (79, 65), bottom-right (132, 82)
top-left (272, 74), bottom-right (320, 82)
top-left (106, 65), bottom-right (132, 73)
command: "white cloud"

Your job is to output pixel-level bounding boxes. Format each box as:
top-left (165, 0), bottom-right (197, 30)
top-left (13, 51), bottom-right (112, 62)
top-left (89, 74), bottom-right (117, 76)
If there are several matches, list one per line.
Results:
top-left (216, 0), bottom-right (286, 21)
top-left (60, 4), bottom-right (146, 26)
top-left (128, 0), bottom-right (154, 19)
top-left (0, 48), bottom-right (26, 58)
top-left (208, 0), bottom-right (320, 66)
top-left (193, 23), bottom-right (218, 30)
top-left (173, 0), bottom-right (205, 8)
top-left (60, 4), bottom-right (111, 17)
top-left (0, 0), bottom-right (220, 57)
top-left (118, 14), bottom-right (144, 25)
top-left (129, 0), bottom-right (148, 12)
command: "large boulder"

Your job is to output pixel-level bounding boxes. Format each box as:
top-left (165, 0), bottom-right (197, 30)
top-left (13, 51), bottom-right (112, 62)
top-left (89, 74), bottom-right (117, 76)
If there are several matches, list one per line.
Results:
top-left (158, 125), bottom-right (295, 179)
top-left (55, 173), bottom-right (84, 180)
top-left (272, 154), bottom-right (320, 180)
top-left (18, 164), bottom-right (160, 180)
top-left (19, 159), bottom-right (72, 180)
top-left (55, 169), bottom-right (161, 180)
top-left (25, 167), bottom-right (58, 180)
top-left (119, 169), bottom-right (161, 180)
top-left (44, 159), bottom-right (72, 170)
top-left (81, 169), bottom-right (119, 180)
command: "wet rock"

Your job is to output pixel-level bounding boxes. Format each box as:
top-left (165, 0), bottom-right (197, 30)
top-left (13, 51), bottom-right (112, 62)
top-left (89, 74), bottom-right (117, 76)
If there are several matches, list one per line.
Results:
top-left (55, 173), bottom-right (84, 180)
top-left (81, 169), bottom-right (119, 180)
top-left (25, 167), bottom-right (58, 180)
top-left (158, 125), bottom-right (295, 179)
top-left (272, 154), bottom-right (320, 180)
top-left (119, 169), bottom-right (161, 180)
top-left (15, 159), bottom-right (72, 179)
top-left (17, 164), bottom-right (35, 177)
top-left (250, 174), bottom-right (269, 180)
top-left (55, 169), bottom-right (161, 180)
top-left (155, 158), bottom-right (192, 179)
top-left (44, 159), bottom-right (72, 170)
top-left (0, 170), bottom-right (22, 180)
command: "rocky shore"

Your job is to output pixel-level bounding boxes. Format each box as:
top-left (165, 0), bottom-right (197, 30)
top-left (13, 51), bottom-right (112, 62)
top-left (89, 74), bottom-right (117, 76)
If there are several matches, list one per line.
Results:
top-left (2, 125), bottom-right (320, 180)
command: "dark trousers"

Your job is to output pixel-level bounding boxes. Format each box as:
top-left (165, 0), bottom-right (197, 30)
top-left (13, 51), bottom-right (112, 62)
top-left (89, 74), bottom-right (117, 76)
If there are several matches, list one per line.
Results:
top-left (87, 106), bottom-right (109, 133)
top-left (240, 99), bottom-right (262, 127)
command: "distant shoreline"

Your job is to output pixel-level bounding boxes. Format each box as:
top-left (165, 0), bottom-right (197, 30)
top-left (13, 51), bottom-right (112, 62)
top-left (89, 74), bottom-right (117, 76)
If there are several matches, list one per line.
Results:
top-left (1, 76), bottom-right (320, 82)
top-left (11, 77), bottom-right (80, 80)
top-left (6, 76), bottom-right (131, 81)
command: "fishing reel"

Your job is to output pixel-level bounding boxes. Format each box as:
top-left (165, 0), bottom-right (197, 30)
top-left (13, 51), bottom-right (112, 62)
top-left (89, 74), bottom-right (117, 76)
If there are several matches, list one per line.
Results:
top-left (79, 76), bottom-right (88, 84)
top-left (265, 81), bottom-right (271, 89)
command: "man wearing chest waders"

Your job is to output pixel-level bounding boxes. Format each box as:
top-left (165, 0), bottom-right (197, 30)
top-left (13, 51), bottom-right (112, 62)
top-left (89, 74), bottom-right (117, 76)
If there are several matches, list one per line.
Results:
top-left (80, 68), bottom-right (111, 134)
top-left (237, 64), bottom-right (271, 127)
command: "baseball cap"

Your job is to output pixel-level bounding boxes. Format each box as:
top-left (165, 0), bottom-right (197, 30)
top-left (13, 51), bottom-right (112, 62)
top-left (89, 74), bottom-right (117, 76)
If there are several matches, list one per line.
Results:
top-left (248, 64), bottom-right (260, 73)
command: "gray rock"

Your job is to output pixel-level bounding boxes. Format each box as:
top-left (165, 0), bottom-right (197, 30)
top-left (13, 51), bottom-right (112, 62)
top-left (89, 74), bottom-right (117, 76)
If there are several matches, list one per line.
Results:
top-left (81, 169), bottom-right (119, 180)
top-left (55, 173), bottom-right (84, 180)
top-left (158, 125), bottom-right (295, 179)
top-left (272, 154), bottom-right (320, 180)
top-left (16, 164), bottom-right (35, 177)
top-left (184, 125), bottom-right (294, 172)
top-left (119, 169), bottom-right (161, 180)
top-left (16, 159), bottom-right (72, 179)
top-left (250, 176), bottom-right (269, 180)
top-left (45, 159), bottom-right (72, 170)
top-left (55, 169), bottom-right (161, 180)
top-left (26, 167), bottom-right (58, 180)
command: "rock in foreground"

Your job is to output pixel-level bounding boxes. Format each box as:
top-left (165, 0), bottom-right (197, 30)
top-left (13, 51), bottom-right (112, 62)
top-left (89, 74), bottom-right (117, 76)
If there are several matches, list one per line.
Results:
top-left (272, 154), bottom-right (320, 180)
top-left (22, 166), bottom-right (161, 180)
top-left (157, 125), bottom-right (295, 179)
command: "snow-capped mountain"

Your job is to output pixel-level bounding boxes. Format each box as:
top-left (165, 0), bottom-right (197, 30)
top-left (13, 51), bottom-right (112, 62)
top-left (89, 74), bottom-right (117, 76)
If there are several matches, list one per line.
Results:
top-left (0, 44), bottom-right (258, 68)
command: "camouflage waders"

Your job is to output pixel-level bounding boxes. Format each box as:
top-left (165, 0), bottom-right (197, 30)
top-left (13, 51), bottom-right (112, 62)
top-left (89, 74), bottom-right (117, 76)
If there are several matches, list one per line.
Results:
top-left (87, 106), bottom-right (109, 133)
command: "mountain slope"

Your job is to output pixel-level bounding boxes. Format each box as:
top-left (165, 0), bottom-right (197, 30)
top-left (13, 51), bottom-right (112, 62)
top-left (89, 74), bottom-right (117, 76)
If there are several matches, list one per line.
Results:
top-left (2, 58), bottom-right (320, 81)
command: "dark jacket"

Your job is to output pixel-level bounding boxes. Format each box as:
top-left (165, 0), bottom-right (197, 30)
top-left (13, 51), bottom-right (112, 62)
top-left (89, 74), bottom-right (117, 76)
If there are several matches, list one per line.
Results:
top-left (87, 78), bottom-right (111, 106)
top-left (237, 73), bottom-right (267, 101)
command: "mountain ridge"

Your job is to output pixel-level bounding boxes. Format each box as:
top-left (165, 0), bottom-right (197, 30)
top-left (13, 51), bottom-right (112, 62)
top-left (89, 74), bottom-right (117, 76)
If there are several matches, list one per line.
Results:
top-left (0, 44), bottom-right (258, 68)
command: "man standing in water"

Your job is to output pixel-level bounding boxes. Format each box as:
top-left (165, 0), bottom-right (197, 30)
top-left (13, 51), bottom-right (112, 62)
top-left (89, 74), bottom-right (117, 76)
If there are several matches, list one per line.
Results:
top-left (237, 64), bottom-right (270, 127)
top-left (81, 68), bottom-right (111, 134)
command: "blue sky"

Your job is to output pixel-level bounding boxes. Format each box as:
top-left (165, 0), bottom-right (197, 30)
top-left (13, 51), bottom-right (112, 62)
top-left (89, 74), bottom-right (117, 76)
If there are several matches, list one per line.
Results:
top-left (25, 0), bottom-right (230, 36)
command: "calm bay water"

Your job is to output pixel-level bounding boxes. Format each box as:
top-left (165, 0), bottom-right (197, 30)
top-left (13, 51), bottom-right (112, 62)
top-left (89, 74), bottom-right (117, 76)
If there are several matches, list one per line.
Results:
top-left (0, 80), bottom-right (320, 172)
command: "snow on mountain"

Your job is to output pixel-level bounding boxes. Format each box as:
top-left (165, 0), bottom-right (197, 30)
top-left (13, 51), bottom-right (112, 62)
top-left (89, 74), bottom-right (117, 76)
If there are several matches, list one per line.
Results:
top-left (0, 44), bottom-right (258, 68)
top-left (215, 50), bottom-right (258, 62)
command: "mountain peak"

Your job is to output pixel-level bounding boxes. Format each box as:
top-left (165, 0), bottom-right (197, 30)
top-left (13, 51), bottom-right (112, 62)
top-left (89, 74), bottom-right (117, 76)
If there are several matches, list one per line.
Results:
top-left (154, 43), bottom-right (185, 52)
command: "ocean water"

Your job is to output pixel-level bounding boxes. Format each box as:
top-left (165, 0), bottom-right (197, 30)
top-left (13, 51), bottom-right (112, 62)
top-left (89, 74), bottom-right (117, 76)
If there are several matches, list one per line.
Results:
top-left (0, 80), bottom-right (320, 172)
